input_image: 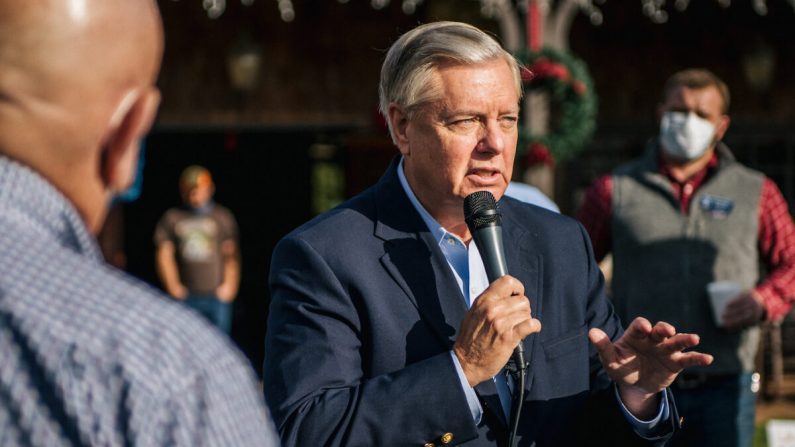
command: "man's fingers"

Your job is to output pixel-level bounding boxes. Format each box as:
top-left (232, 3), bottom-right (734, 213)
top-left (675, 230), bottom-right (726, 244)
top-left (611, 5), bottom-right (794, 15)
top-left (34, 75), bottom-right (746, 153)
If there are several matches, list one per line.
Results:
top-left (496, 302), bottom-right (539, 340)
top-left (472, 291), bottom-right (529, 317)
top-left (723, 299), bottom-right (750, 318)
top-left (650, 321), bottom-right (676, 342)
top-left (473, 276), bottom-right (531, 310)
top-left (723, 293), bottom-right (763, 326)
top-left (492, 305), bottom-right (533, 332)
top-left (625, 317), bottom-right (653, 339)
top-left (515, 318), bottom-right (542, 338)
top-left (588, 328), bottom-right (616, 363)
top-left (466, 290), bottom-right (536, 348)
top-left (722, 305), bottom-right (755, 329)
top-left (487, 275), bottom-right (525, 299)
top-left (478, 294), bottom-right (531, 322)
top-left (674, 351), bottom-right (714, 368)
top-left (724, 292), bottom-right (747, 308)
top-left (722, 313), bottom-right (741, 327)
top-left (660, 333), bottom-right (700, 352)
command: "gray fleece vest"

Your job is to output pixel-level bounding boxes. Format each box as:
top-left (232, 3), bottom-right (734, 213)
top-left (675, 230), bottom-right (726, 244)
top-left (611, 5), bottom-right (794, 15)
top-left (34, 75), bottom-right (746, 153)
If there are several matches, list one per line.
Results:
top-left (611, 142), bottom-right (764, 374)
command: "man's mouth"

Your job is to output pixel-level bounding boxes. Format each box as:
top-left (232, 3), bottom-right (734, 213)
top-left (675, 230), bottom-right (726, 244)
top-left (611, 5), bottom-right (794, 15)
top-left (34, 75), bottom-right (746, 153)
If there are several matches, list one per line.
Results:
top-left (467, 169), bottom-right (501, 185)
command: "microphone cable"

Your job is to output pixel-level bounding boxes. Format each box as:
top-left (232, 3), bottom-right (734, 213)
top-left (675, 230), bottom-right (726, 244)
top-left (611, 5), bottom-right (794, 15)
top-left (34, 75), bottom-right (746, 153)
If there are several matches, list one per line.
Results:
top-left (507, 350), bottom-right (528, 447)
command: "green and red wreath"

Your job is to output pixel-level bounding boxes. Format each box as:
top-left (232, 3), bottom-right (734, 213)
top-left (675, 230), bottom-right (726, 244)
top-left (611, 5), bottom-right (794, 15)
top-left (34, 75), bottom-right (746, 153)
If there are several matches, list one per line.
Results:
top-left (515, 47), bottom-right (598, 163)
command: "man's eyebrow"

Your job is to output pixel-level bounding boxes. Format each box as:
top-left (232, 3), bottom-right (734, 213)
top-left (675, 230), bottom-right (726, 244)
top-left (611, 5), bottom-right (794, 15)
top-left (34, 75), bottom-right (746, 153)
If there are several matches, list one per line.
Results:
top-left (441, 108), bottom-right (520, 117)
top-left (441, 109), bottom-right (481, 117)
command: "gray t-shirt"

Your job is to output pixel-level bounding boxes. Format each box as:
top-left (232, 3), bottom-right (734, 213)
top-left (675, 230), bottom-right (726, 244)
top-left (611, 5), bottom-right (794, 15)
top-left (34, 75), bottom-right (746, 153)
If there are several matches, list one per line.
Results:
top-left (155, 205), bottom-right (238, 295)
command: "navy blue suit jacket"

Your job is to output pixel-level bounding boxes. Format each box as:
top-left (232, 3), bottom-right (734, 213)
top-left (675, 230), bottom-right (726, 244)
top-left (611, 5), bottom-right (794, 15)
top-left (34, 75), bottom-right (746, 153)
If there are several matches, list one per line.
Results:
top-left (264, 159), bottom-right (677, 446)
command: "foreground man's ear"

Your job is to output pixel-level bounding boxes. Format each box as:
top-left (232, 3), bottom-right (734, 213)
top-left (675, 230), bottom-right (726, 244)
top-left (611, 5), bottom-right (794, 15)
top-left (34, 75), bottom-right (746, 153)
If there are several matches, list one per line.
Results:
top-left (101, 87), bottom-right (161, 192)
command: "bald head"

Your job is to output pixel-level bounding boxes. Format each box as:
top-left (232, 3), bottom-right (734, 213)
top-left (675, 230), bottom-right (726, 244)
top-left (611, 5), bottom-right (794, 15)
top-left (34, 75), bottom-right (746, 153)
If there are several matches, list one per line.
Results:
top-left (0, 0), bottom-right (162, 102)
top-left (0, 0), bottom-right (164, 232)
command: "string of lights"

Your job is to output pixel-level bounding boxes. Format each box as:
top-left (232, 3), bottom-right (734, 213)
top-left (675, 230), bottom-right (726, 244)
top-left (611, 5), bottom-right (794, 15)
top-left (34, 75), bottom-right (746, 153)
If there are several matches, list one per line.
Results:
top-left (176, 0), bottom-right (795, 22)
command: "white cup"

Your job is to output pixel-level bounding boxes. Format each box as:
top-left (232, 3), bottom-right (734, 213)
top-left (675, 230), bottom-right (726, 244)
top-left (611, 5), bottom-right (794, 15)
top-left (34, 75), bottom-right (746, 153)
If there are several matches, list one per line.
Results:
top-left (707, 281), bottom-right (743, 327)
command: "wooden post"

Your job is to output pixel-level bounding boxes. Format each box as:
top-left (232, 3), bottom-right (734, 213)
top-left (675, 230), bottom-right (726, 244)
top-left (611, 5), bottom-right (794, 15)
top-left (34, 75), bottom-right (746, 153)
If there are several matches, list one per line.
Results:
top-left (523, 0), bottom-right (553, 200)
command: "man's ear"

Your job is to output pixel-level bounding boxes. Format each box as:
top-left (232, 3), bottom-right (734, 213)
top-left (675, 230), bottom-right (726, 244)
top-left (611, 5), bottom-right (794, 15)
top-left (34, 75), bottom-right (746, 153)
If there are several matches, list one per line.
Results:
top-left (714, 114), bottom-right (731, 141)
top-left (387, 103), bottom-right (411, 156)
top-left (101, 88), bottom-right (161, 192)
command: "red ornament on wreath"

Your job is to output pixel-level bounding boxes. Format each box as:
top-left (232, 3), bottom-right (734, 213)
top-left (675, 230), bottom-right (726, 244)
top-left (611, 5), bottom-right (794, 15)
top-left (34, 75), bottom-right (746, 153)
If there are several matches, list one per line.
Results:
top-left (530, 59), bottom-right (570, 81)
top-left (515, 47), bottom-right (598, 162)
top-left (523, 143), bottom-right (555, 169)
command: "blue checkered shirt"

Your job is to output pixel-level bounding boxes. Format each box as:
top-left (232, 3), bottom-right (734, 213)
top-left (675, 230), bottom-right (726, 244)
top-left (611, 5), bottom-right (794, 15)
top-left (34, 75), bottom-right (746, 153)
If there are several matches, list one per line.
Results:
top-left (0, 156), bottom-right (280, 446)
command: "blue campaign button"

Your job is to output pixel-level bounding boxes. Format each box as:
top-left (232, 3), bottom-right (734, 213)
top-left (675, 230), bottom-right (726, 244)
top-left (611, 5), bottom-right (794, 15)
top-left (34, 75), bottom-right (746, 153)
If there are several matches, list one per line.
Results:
top-left (699, 194), bottom-right (734, 218)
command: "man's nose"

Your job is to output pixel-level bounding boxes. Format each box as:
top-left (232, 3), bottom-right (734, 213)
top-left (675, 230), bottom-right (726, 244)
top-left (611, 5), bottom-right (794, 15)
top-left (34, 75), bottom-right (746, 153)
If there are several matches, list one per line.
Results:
top-left (476, 120), bottom-right (507, 153)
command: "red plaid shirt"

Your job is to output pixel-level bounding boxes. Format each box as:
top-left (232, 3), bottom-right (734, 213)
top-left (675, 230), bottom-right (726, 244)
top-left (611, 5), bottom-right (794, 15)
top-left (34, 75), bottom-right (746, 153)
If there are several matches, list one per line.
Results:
top-left (577, 152), bottom-right (795, 321)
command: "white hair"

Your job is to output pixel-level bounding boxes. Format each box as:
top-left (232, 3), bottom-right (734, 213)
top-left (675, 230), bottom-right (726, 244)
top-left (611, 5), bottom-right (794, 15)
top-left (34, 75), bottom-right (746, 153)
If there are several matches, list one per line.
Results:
top-left (378, 21), bottom-right (522, 143)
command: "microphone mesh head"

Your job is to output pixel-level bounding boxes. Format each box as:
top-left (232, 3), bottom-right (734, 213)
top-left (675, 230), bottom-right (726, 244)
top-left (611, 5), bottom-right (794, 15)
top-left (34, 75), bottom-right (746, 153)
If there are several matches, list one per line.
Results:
top-left (463, 191), bottom-right (501, 230)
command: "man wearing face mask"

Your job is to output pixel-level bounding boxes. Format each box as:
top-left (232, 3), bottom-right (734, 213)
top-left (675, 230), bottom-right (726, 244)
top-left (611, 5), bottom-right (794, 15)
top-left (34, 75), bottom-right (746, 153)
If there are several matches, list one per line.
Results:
top-left (577, 68), bottom-right (795, 446)
top-left (155, 165), bottom-right (240, 334)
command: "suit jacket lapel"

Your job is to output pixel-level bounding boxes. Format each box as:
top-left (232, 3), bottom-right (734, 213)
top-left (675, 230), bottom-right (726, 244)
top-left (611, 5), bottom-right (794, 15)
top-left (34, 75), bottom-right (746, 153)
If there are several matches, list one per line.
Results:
top-left (374, 158), bottom-right (468, 349)
top-left (502, 202), bottom-right (542, 388)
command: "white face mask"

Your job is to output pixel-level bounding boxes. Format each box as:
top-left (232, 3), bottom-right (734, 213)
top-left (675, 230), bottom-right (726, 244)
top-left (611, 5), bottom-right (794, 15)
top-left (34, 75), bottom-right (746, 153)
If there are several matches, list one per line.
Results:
top-left (659, 111), bottom-right (716, 161)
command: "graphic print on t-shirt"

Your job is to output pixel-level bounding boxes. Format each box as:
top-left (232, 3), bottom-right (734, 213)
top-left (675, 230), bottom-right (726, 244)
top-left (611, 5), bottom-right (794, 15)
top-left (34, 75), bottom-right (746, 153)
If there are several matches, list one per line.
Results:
top-left (175, 217), bottom-right (219, 262)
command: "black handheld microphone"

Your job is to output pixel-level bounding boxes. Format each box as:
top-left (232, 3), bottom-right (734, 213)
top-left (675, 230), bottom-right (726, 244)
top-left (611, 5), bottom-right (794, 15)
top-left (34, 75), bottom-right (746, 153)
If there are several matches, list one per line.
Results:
top-left (463, 190), bottom-right (525, 365)
top-left (464, 190), bottom-right (527, 447)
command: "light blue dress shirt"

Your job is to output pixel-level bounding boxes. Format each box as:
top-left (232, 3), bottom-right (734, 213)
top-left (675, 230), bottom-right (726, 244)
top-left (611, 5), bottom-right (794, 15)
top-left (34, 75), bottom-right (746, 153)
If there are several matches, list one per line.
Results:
top-left (396, 158), bottom-right (668, 436)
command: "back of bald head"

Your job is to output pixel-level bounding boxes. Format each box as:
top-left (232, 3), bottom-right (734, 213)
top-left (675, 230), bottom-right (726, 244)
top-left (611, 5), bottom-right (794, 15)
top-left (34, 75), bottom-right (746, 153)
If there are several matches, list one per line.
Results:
top-left (0, 0), bottom-right (164, 233)
top-left (0, 0), bottom-right (163, 92)
top-left (0, 0), bottom-right (163, 157)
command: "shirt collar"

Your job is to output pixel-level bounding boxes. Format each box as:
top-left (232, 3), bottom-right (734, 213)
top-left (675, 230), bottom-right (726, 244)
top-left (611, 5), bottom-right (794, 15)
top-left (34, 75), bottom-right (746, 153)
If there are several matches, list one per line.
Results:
top-left (397, 157), bottom-right (463, 246)
top-left (0, 155), bottom-right (102, 262)
top-left (657, 147), bottom-right (720, 187)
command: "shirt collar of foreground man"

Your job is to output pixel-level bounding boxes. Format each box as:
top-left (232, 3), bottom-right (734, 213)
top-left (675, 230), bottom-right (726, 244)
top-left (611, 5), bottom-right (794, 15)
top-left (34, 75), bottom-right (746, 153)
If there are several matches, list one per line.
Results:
top-left (264, 20), bottom-right (713, 447)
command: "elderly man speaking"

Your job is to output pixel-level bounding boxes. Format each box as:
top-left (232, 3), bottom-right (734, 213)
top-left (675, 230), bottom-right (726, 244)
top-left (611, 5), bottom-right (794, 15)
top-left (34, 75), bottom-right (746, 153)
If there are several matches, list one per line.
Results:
top-left (264, 21), bottom-right (713, 447)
